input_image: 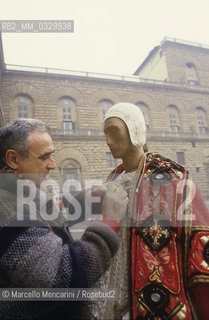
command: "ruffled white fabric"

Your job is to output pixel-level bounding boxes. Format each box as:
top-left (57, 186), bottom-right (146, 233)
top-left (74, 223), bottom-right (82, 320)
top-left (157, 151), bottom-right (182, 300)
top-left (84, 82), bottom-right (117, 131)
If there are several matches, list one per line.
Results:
top-left (86, 171), bottom-right (136, 320)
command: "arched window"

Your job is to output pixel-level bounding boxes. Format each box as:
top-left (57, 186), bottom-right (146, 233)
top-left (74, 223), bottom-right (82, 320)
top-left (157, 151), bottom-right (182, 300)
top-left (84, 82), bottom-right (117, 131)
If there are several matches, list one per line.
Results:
top-left (60, 158), bottom-right (82, 191)
top-left (14, 94), bottom-right (33, 119)
top-left (186, 63), bottom-right (199, 86)
top-left (167, 105), bottom-right (180, 132)
top-left (58, 96), bottom-right (76, 131)
top-left (195, 107), bottom-right (208, 134)
top-left (98, 99), bottom-right (113, 128)
top-left (136, 102), bottom-right (150, 131)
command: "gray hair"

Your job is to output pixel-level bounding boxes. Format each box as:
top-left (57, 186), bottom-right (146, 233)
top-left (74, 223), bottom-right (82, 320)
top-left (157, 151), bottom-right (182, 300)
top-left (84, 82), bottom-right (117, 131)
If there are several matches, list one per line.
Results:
top-left (0, 118), bottom-right (49, 170)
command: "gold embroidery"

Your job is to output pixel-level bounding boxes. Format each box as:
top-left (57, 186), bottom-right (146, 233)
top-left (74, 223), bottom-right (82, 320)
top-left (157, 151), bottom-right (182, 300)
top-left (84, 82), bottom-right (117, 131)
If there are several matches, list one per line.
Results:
top-left (200, 260), bottom-right (209, 270)
top-left (148, 265), bottom-right (163, 283)
top-left (141, 220), bottom-right (171, 250)
top-left (136, 296), bottom-right (151, 314)
top-left (175, 303), bottom-right (187, 320)
top-left (188, 274), bottom-right (209, 286)
top-left (200, 235), bottom-right (209, 244)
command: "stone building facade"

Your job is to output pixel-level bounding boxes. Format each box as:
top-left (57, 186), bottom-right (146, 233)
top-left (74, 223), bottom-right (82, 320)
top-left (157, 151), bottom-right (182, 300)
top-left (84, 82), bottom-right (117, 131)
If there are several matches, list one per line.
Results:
top-left (0, 34), bottom-right (5, 127)
top-left (0, 35), bottom-right (209, 198)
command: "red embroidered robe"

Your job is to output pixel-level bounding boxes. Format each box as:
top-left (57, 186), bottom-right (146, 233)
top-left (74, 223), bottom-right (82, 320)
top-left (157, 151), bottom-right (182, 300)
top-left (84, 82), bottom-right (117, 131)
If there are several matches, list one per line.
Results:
top-left (109, 153), bottom-right (209, 320)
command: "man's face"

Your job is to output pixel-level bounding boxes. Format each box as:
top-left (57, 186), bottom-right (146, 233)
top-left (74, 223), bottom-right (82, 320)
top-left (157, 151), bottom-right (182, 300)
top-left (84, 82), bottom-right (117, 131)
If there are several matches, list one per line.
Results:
top-left (104, 117), bottom-right (132, 159)
top-left (16, 130), bottom-right (56, 186)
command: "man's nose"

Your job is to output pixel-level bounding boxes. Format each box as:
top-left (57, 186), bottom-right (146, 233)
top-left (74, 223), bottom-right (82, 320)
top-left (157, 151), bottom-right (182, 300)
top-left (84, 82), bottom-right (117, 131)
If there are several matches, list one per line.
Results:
top-left (47, 155), bottom-right (56, 170)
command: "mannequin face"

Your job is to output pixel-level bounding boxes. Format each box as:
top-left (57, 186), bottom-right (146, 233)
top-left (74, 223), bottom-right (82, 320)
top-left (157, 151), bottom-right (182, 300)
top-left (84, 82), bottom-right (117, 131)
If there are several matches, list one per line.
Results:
top-left (104, 117), bottom-right (133, 159)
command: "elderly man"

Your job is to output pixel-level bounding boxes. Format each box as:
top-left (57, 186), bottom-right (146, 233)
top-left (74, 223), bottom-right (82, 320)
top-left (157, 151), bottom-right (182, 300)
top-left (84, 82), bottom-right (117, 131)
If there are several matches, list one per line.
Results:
top-left (87, 103), bottom-right (209, 320)
top-left (0, 119), bottom-right (128, 320)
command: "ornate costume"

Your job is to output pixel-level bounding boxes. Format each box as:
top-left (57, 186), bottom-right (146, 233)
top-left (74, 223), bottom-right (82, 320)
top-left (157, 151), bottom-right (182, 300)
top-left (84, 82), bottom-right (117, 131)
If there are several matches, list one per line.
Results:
top-left (87, 102), bottom-right (209, 319)
top-left (87, 152), bottom-right (209, 320)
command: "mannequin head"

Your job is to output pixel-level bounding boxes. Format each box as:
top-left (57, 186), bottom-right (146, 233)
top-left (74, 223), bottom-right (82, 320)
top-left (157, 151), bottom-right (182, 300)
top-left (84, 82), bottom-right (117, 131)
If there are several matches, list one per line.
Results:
top-left (104, 117), bottom-right (138, 159)
top-left (104, 103), bottom-right (147, 172)
top-left (104, 102), bottom-right (146, 146)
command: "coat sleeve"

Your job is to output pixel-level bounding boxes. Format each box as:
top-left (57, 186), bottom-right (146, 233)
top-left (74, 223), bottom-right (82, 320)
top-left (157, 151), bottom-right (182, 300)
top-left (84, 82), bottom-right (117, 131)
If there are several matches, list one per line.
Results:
top-left (0, 219), bottom-right (119, 289)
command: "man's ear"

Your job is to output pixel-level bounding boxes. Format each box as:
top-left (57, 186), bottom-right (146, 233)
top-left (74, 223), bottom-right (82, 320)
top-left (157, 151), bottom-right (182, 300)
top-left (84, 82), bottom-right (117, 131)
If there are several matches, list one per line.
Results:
top-left (5, 149), bottom-right (19, 170)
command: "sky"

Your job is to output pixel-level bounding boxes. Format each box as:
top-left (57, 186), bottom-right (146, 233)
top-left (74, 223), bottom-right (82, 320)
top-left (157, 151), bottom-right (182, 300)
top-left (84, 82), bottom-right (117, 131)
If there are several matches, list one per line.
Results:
top-left (0, 0), bottom-right (209, 76)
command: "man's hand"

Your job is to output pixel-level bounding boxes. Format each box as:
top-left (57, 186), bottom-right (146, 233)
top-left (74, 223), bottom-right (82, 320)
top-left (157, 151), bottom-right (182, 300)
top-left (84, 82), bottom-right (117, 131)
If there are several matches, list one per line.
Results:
top-left (102, 182), bottom-right (128, 222)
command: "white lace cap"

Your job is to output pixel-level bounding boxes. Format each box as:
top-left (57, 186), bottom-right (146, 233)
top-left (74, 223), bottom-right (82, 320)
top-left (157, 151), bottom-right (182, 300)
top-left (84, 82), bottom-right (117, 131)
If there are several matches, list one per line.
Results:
top-left (104, 102), bottom-right (146, 146)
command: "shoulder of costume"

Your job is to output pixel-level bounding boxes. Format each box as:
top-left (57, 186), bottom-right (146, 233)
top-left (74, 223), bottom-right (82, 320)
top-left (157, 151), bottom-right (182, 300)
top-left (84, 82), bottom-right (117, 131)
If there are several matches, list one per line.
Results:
top-left (144, 152), bottom-right (188, 178)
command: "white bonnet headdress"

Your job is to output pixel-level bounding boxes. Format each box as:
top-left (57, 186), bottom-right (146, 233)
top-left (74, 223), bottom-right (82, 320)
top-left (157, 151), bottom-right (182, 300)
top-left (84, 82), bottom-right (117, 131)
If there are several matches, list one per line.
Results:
top-left (104, 102), bottom-right (146, 146)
